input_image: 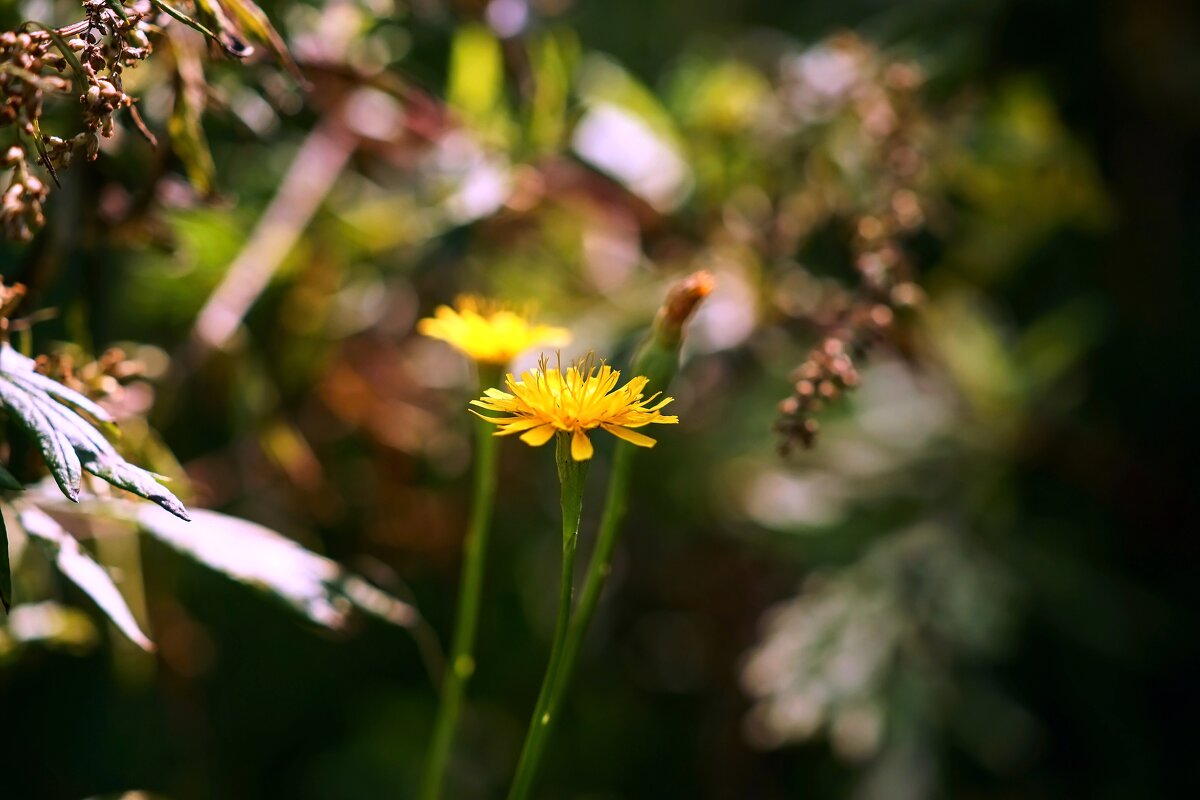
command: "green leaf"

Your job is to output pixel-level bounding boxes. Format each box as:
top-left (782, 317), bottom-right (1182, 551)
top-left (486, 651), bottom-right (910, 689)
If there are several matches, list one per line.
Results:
top-left (192, 0), bottom-right (254, 58)
top-left (85, 457), bottom-right (190, 522)
top-left (0, 510), bottom-right (11, 613)
top-left (7, 367), bottom-right (117, 426)
top-left (148, 0), bottom-right (227, 53)
top-left (447, 24), bottom-right (512, 145)
top-left (168, 34), bottom-right (217, 197)
top-left (30, 393), bottom-right (190, 520)
top-left (201, 0), bottom-right (305, 84)
top-left (0, 377), bottom-right (82, 502)
top-left (28, 118), bottom-right (62, 188)
top-left (136, 505), bottom-right (416, 629)
top-left (0, 344), bottom-right (189, 519)
top-left (18, 505), bottom-right (153, 651)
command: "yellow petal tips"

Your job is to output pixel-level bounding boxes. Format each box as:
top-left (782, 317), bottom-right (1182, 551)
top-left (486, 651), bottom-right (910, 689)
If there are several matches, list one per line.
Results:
top-left (470, 355), bottom-right (679, 461)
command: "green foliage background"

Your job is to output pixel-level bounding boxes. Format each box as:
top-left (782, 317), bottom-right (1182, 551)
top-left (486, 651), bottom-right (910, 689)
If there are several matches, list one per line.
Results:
top-left (1, 0), bottom-right (1197, 798)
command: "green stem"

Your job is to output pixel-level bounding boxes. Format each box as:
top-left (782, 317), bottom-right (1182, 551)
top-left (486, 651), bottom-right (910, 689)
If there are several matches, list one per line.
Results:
top-left (507, 434), bottom-right (587, 800)
top-left (419, 372), bottom-right (502, 800)
top-left (506, 331), bottom-right (683, 798)
top-left (508, 443), bottom-right (635, 799)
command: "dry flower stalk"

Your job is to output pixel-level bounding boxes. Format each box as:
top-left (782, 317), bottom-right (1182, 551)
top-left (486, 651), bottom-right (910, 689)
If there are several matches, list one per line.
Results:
top-left (774, 36), bottom-right (929, 453)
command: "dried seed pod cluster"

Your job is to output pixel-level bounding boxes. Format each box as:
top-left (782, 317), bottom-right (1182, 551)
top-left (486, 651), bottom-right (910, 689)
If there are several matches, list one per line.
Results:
top-left (1, 0), bottom-right (156, 240)
top-left (35, 346), bottom-right (145, 402)
top-left (2, 145), bottom-right (49, 240)
top-left (775, 302), bottom-right (898, 452)
top-left (774, 36), bottom-right (930, 453)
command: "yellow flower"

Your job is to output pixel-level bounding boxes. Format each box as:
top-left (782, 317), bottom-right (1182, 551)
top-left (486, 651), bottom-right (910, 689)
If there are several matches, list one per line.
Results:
top-left (470, 356), bottom-right (679, 461)
top-left (417, 296), bottom-right (571, 365)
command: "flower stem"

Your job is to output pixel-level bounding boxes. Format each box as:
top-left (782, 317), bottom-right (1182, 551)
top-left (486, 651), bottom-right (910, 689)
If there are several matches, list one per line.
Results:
top-left (505, 313), bottom-right (691, 797)
top-left (506, 434), bottom-right (587, 800)
top-left (420, 374), bottom-right (502, 800)
top-left (507, 441), bottom-right (635, 799)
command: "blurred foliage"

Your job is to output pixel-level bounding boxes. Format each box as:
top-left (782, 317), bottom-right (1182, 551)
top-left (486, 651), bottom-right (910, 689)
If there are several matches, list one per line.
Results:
top-left (1, 0), bottom-right (1198, 799)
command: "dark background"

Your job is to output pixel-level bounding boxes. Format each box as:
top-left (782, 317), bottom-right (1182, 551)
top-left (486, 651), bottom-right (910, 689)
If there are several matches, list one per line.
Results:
top-left (1, 0), bottom-right (1198, 798)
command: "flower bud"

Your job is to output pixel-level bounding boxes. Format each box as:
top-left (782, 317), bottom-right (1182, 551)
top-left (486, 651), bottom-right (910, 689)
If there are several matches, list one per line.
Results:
top-left (651, 271), bottom-right (715, 349)
top-left (632, 271), bottom-right (715, 393)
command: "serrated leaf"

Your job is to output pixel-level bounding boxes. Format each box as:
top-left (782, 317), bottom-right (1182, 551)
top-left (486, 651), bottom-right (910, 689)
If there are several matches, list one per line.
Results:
top-left (3, 356), bottom-right (117, 425)
top-left (136, 505), bottom-right (415, 629)
top-left (0, 344), bottom-right (189, 519)
top-left (0, 378), bottom-right (82, 502)
top-left (85, 457), bottom-right (190, 522)
top-left (30, 394), bottom-right (189, 520)
top-left (24, 388), bottom-right (119, 459)
top-left (0, 510), bottom-right (11, 612)
top-left (18, 506), bottom-right (153, 651)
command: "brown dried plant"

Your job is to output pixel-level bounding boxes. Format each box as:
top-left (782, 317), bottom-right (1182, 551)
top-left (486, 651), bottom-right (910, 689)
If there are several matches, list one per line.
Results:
top-left (0, 0), bottom-right (298, 242)
top-left (772, 35), bottom-right (928, 453)
top-left (1, 1), bottom-right (158, 240)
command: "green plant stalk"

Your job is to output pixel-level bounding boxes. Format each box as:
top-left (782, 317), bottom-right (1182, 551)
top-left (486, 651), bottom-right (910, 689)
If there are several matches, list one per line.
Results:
top-left (506, 433), bottom-right (587, 800)
top-left (506, 334), bottom-right (683, 799)
top-left (419, 368), bottom-right (503, 800)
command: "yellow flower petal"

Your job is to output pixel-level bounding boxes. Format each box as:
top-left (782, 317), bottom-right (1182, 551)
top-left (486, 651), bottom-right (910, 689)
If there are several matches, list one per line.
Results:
top-left (571, 429), bottom-right (594, 461)
top-left (416, 296), bottom-right (570, 365)
top-left (471, 354), bottom-right (679, 456)
top-left (520, 424), bottom-right (557, 446)
top-left (602, 424), bottom-right (657, 448)
top-left (496, 417), bottom-right (551, 433)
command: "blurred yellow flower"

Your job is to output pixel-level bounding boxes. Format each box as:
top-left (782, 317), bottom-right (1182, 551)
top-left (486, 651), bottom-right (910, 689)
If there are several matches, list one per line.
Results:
top-left (470, 356), bottom-right (678, 461)
top-left (417, 296), bottom-right (571, 365)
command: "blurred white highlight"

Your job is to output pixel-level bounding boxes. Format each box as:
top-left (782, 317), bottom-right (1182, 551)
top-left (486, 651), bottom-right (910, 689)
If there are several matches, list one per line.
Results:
top-left (572, 103), bottom-right (692, 211)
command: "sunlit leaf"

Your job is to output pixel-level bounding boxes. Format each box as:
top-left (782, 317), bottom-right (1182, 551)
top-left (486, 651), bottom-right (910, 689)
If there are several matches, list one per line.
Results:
top-left (447, 24), bottom-right (513, 146)
top-left (527, 29), bottom-right (579, 153)
top-left (0, 344), bottom-right (190, 520)
top-left (169, 32), bottom-right (217, 197)
top-left (135, 506), bottom-right (416, 630)
top-left (17, 506), bottom-right (153, 651)
top-left (0, 371), bottom-right (82, 502)
top-left (202, 0), bottom-right (305, 84)
top-left (192, 0), bottom-right (253, 57)
top-left (7, 367), bottom-right (116, 428)
top-left (148, 0), bottom-right (229, 55)
top-left (449, 24), bottom-right (504, 118)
